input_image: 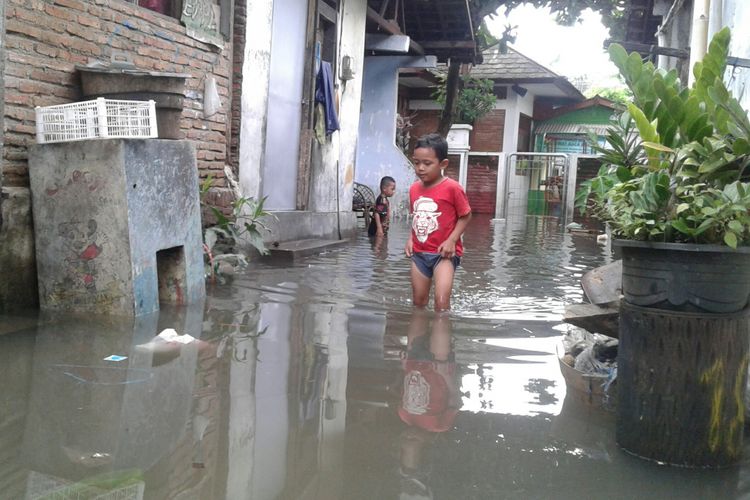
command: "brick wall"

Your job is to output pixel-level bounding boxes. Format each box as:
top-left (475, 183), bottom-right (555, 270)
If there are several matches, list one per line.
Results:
top-left (469, 109), bottom-right (504, 152)
top-left (466, 156), bottom-right (497, 214)
top-left (4, 0), bottom-right (233, 192)
top-left (409, 108), bottom-right (505, 155)
top-left (409, 109), bottom-right (440, 152)
top-left (229, 0), bottom-right (246, 169)
top-left (443, 155), bottom-right (497, 214)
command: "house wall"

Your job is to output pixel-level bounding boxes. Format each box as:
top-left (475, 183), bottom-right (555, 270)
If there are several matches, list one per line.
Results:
top-left (1, 0), bottom-right (233, 311)
top-left (239, 0), bottom-right (365, 242)
top-left (356, 56), bottom-right (436, 219)
top-left (445, 156), bottom-right (498, 214)
top-left (409, 90), bottom-right (538, 217)
top-left (470, 109), bottom-right (505, 152)
top-left (237, 0), bottom-right (271, 201)
top-left (262, 0), bottom-right (307, 210)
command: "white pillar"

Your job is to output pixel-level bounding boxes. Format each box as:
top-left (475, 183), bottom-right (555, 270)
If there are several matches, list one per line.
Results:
top-left (494, 152), bottom-right (507, 220)
top-left (688, 0), bottom-right (711, 86)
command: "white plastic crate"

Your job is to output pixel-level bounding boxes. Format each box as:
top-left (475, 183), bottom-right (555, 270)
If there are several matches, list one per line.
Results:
top-left (35, 98), bottom-right (158, 144)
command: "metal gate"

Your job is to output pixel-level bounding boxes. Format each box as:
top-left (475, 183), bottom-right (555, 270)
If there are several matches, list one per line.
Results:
top-left (502, 153), bottom-right (569, 221)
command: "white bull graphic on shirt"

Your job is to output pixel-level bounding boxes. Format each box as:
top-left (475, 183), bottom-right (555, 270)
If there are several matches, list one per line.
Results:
top-left (412, 196), bottom-right (441, 243)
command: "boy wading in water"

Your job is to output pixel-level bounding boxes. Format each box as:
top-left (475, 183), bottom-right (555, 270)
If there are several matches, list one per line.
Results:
top-left (405, 133), bottom-right (472, 311)
top-left (368, 176), bottom-right (396, 237)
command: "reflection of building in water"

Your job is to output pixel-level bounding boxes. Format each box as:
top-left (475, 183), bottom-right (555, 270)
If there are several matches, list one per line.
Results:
top-left (3, 291), bottom-right (353, 498)
top-left (16, 306), bottom-right (205, 498)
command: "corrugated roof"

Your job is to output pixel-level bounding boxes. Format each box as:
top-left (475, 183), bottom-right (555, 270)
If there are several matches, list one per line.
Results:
top-left (470, 46), bottom-right (560, 80)
top-left (534, 123), bottom-right (611, 135)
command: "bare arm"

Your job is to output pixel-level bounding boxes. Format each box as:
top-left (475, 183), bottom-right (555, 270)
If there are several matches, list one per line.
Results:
top-left (437, 212), bottom-right (472, 258)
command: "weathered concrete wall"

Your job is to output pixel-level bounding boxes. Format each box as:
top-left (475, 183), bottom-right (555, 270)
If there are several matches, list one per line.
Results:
top-left (238, 0), bottom-right (273, 201)
top-left (238, 0), bottom-right (360, 243)
top-left (28, 140), bottom-right (204, 317)
top-left (356, 55), bottom-right (437, 217)
top-left (0, 187), bottom-right (37, 312)
top-left (307, 0), bottom-right (366, 238)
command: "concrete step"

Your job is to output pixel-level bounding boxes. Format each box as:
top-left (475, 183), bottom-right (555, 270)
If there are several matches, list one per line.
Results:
top-left (266, 238), bottom-right (348, 260)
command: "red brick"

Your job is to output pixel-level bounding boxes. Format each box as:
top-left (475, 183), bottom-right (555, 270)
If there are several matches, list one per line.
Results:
top-left (45, 4), bottom-right (77, 22)
top-left (55, 0), bottom-right (86, 11)
top-left (5, 105), bottom-right (35, 122)
top-left (36, 44), bottom-right (61, 58)
top-left (6, 19), bottom-right (42, 39)
top-left (77, 14), bottom-right (101, 29)
top-left (5, 93), bottom-right (33, 106)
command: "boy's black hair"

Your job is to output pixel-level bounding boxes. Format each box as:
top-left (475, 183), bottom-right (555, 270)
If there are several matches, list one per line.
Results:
top-left (415, 133), bottom-right (449, 161)
top-left (380, 176), bottom-right (396, 189)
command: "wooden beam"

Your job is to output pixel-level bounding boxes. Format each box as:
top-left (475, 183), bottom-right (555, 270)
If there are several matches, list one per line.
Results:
top-left (421, 41), bottom-right (476, 49)
top-left (366, 6), bottom-right (424, 55)
top-left (378, 0), bottom-right (391, 18)
top-left (318, 1), bottom-right (337, 23)
top-left (604, 40), bottom-right (750, 69)
top-left (603, 39), bottom-right (689, 59)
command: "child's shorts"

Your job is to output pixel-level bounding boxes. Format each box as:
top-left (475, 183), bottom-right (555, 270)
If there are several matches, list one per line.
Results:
top-left (411, 252), bottom-right (460, 279)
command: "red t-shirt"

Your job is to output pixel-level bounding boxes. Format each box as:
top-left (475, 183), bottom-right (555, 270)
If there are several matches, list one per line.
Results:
top-left (409, 178), bottom-right (471, 256)
top-left (398, 360), bottom-right (459, 432)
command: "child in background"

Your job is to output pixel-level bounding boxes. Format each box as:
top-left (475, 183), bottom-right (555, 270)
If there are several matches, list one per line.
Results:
top-left (404, 133), bottom-right (472, 311)
top-left (368, 176), bottom-right (396, 237)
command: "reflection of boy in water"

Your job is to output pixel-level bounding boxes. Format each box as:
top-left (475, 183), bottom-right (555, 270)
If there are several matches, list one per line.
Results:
top-left (397, 311), bottom-right (460, 499)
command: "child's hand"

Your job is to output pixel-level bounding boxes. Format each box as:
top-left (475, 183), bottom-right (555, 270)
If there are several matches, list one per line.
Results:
top-left (405, 238), bottom-right (413, 257)
top-left (437, 239), bottom-right (456, 258)
top-left (376, 228), bottom-right (385, 237)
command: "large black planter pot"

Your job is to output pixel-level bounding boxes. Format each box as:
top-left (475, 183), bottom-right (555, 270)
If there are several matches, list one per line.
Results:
top-left (617, 302), bottom-right (750, 467)
top-left (614, 240), bottom-right (750, 313)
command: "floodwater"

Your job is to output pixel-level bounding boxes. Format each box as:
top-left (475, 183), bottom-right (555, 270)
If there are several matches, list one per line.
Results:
top-left (2, 214), bottom-right (749, 499)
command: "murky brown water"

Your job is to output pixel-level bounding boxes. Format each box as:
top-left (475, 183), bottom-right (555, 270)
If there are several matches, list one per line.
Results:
top-left (2, 215), bottom-right (749, 499)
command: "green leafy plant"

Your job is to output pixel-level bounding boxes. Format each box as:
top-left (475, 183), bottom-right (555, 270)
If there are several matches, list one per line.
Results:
top-left (200, 167), bottom-right (274, 282)
top-left (577, 27), bottom-right (750, 248)
top-left (433, 73), bottom-right (496, 124)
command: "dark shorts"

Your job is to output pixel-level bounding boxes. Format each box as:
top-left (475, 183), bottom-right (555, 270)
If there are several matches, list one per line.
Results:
top-left (411, 252), bottom-right (460, 279)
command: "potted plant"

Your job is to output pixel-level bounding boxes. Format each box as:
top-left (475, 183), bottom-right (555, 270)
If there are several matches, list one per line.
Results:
top-left (577, 27), bottom-right (750, 314)
top-left (577, 28), bottom-right (750, 468)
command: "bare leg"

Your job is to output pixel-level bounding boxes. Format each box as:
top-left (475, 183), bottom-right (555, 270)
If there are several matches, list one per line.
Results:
top-left (411, 261), bottom-right (432, 308)
top-left (430, 312), bottom-right (452, 361)
top-left (432, 259), bottom-right (456, 311)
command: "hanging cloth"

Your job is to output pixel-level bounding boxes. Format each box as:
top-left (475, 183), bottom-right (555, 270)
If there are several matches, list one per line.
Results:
top-left (315, 61), bottom-right (340, 136)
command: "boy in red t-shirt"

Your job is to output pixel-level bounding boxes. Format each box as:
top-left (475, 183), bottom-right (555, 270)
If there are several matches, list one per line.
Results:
top-left (404, 133), bottom-right (472, 311)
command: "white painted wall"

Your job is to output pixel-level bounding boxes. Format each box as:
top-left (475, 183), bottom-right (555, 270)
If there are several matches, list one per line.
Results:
top-left (335, 0), bottom-right (367, 217)
top-left (238, 0), bottom-right (274, 200)
top-left (263, 0), bottom-right (308, 210)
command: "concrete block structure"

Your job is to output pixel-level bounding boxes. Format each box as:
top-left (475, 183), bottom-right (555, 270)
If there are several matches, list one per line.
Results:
top-left (28, 139), bottom-right (205, 317)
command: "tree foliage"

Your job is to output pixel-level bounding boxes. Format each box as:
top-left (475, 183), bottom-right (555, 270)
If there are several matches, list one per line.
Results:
top-left (585, 86), bottom-right (633, 105)
top-left (471, 0), bottom-right (629, 40)
top-left (433, 73), bottom-right (497, 125)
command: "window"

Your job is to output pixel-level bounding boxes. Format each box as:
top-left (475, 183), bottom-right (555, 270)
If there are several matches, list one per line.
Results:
top-left (128, 0), bottom-right (231, 40)
top-left (136, 0), bottom-right (183, 19)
